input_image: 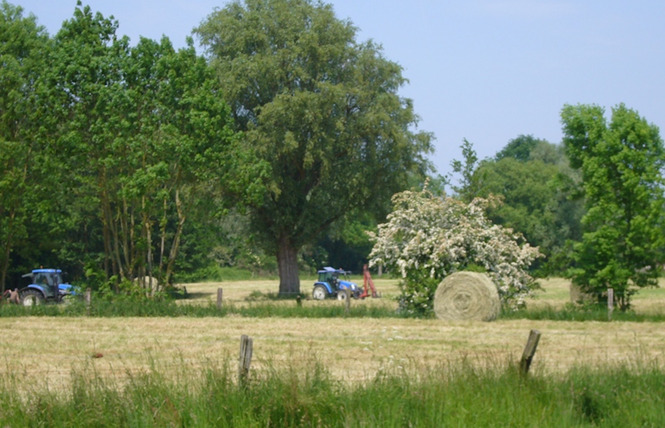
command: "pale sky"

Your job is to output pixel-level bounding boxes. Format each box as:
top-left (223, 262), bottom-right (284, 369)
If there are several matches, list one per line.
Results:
top-left (13, 0), bottom-right (665, 178)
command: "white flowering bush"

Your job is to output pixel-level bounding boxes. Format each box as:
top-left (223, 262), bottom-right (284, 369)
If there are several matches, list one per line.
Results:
top-left (368, 188), bottom-right (541, 315)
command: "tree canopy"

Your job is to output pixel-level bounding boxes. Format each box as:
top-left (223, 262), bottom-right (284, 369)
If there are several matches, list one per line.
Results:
top-left (0, 2), bottom-right (255, 293)
top-left (0, 1), bottom-right (51, 290)
top-left (561, 103), bottom-right (665, 309)
top-left (196, 0), bottom-right (433, 295)
top-left (463, 139), bottom-right (583, 274)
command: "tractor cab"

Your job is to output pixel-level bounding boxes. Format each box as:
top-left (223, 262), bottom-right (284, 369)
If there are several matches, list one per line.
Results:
top-left (317, 269), bottom-right (340, 288)
top-left (312, 267), bottom-right (360, 300)
top-left (20, 268), bottom-right (75, 305)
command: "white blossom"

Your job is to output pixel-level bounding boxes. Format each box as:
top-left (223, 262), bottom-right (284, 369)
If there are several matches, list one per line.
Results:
top-left (368, 188), bottom-right (541, 312)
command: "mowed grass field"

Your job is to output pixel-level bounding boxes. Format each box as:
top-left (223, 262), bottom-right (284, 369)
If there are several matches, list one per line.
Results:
top-left (2, 277), bottom-right (665, 392)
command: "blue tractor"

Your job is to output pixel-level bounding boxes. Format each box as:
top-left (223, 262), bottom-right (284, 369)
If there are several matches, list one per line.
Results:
top-left (19, 268), bottom-right (76, 306)
top-left (312, 267), bottom-right (361, 300)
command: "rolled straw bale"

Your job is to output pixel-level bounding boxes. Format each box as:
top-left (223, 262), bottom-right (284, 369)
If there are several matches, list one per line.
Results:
top-left (570, 283), bottom-right (594, 304)
top-left (434, 272), bottom-right (500, 321)
top-left (133, 276), bottom-right (160, 294)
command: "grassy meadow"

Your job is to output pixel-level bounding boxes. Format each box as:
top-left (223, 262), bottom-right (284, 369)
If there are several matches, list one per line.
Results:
top-left (2, 276), bottom-right (665, 426)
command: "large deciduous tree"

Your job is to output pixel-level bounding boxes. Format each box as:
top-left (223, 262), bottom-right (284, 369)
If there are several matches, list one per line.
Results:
top-left (196, 0), bottom-right (433, 295)
top-left (561, 103), bottom-right (665, 309)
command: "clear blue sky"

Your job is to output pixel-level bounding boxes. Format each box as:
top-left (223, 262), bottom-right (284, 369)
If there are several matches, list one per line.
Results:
top-left (14, 0), bottom-right (665, 178)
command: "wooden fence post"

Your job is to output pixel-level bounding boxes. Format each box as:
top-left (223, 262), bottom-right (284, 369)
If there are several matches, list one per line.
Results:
top-left (238, 334), bottom-right (253, 386)
top-left (607, 288), bottom-right (614, 321)
top-left (520, 329), bottom-right (541, 375)
top-left (296, 295), bottom-right (302, 307)
top-left (85, 288), bottom-right (92, 315)
top-left (344, 290), bottom-right (351, 314)
top-left (217, 288), bottom-right (223, 310)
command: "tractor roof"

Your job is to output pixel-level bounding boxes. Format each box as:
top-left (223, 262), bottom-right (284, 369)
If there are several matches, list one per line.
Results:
top-left (317, 266), bottom-right (346, 274)
top-left (23, 268), bottom-right (62, 277)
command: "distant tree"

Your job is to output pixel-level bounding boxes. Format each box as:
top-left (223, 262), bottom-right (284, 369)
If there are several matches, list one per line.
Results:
top-left (495, 135), bottom-right (546, 162)
top-left (561, 103), bottom-right (665, 309)
top-left (450, 138), bottom-right (478, 200)
top-left (368, 187), bottom-right (541, 315)
top-left (469, 140), bottom-right (583, 274)
top-left (196, 0), bottom-right (433, 295)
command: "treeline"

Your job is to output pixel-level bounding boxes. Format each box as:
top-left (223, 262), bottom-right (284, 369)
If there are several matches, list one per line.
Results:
top-left (2, 1), bottom-right (664, 304)
top-left (0, 2), bottom-right (263, 291)
top-left (1, 0), bottom-right (431, 294)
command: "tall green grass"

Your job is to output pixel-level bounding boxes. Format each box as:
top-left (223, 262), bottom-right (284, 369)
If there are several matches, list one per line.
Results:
top-left (0, 298), bottom-right (405, 318)
top-left (502, 304), bottom-right (665, 322)
top-left (1, 359), bottom-right (664, 426)
top-left (2, 295), bottom-right (664, 321)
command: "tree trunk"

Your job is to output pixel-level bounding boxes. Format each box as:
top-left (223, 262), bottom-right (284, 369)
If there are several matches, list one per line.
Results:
top-left (164, 189), bottom-right (186, 290)
top-left (0, 209), bottom-right (16, 293)
top-left (277, 235), bottom-right (300, 296)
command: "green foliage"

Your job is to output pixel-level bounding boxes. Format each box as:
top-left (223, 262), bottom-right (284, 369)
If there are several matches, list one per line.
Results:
top-left (0, 2), bottom-right (52, 290)
top-left (196, 0), bottom-right (433, 295)
top-left (176, 209), bottom-right (278, 281)
top-left (450, 138), bottom-right (479, 200)
top-left (396, 273), bottom-right (439, 317)
top-left (561, 104), bottom-right (665, 309)
top-left (314, 210), bottom-right (377, 273)
top-left (0, 2), bottom-right (264, 293)
top-left (473, 157), bottom-right (583, 274)
top-left (452, 138), bottom-right (583, 276)
top-left (495, 134), bottom-right (548, 162)
top-left (42, 6), bottom-right (245, 288)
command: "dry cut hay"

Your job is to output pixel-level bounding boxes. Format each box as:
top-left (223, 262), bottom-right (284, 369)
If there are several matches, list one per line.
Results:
top-left (434, 272), bottom-right (500, 322)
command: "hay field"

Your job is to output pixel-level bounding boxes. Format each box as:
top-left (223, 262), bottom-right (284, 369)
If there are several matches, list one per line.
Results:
top-left (2, 277), bottom-right (665, 391)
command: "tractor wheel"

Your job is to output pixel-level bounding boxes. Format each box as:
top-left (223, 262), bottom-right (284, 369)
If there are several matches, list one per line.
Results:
top-left (312, 285), bottom-right (327, 300)
top-left (337, 289), bottom-right (349, 301)
top-left (21, 290), bottom-right (45, 306)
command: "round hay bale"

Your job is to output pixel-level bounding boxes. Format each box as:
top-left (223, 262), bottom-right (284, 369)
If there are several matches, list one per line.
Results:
top-left (434, 272), bottom-right (500, 321)
top-left (133, 276), bottom-right (160, 294)
top-left (570, 283), bottom-right (594, 304)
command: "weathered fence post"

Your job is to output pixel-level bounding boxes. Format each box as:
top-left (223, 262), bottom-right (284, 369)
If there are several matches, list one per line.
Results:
top-left (607, 288), bottom-right (614, 321)
top-left (85, 288), bottom-right (92, 315)
top-left (238, 334), bottom-right (253, 386)
top-left (217, 288), bottom-right (223, 310)
top-left (296, 294), bottom-right (302, 307)
top-left (520, 329), bottom-right (541, 375)
top-left (344, 290), bottom-right (351, 314)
